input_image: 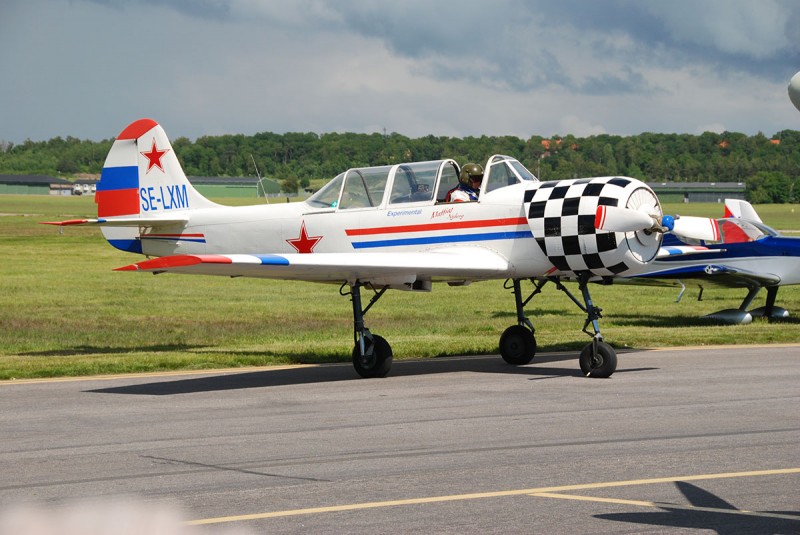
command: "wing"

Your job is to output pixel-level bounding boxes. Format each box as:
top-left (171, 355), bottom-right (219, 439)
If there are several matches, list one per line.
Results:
top-left (114, 246), bottom-right (510, 288)
top-left (624, 263), bottom-right (780, 289)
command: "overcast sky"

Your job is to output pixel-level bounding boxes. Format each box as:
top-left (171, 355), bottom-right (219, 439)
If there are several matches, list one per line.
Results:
top-left (2, 0), bottom-right (799, 144)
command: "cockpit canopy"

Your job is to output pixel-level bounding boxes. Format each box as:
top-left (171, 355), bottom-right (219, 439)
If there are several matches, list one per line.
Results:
top-left (719, 217), bottom-right (779, 243)
top-left (306, 155), bottom-right (537, 210)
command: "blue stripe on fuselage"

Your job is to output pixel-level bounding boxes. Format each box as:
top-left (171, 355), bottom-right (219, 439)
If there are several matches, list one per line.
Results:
top-left (351, 230), bottom-right (533, 249)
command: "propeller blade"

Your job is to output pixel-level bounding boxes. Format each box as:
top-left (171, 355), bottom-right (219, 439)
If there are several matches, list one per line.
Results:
top-left (670, 216), bottom-right (721, 242)
top-left (595, 205), bottom-right (655, 232)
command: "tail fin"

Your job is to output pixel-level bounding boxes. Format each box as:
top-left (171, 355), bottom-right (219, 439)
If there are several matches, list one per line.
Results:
top-left (723, 198), bottom-right (763, 223)
top-left (95, 119), bottom-right (219, 253)
top-left (97, 118), bottom-right (217, 219)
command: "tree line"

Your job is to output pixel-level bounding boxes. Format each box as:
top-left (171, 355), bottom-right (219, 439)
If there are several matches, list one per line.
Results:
top-left (2, 129), bottom-right (799, 202)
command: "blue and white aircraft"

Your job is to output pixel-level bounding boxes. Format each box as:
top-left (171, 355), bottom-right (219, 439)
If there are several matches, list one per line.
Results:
top-left (622, 199), bottom-right (800, 324)
top-left (45, 119), bottom-right (718, 378)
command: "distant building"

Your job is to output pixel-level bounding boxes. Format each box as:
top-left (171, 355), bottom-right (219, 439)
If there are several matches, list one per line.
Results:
top-left (646, 182), bottom-right (746, 203)
top-left (187, 176), bottom-right (282, 198)
top-left (0, 174), bottom-right (71, 195)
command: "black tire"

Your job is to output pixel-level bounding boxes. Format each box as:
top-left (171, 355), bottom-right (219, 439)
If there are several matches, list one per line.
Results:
top-left (579, 341), bottom-right (617, 378)
top-left (352, 335), bottom-right (393, 378)
top-left (499, 325), bottom-right (536, 365)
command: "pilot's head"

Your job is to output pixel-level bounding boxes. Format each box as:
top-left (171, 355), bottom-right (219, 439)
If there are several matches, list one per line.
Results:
top-left (459, 163), bottom-right (484, 191)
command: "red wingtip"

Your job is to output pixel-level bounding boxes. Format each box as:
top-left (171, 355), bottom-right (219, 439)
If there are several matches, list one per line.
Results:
top-left (117, 118), bottom-right (158, 140)
top-left (114, 255), bottom-right (233, 272)
top-left (39, 219), bottom-right (90, 226)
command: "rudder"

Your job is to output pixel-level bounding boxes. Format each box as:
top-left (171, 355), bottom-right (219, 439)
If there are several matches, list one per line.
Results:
top-left (97, 118), bottom-right (217, 218)
top-left (96, 119), bottom-right (218, 252)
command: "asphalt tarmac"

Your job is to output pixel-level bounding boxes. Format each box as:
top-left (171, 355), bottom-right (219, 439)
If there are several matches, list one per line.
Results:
top-left (1, 345), bottom-right (798, 534)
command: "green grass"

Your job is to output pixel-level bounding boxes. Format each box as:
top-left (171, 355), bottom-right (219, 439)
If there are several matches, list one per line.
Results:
top-left (1, 194), bottom-right (798, 380)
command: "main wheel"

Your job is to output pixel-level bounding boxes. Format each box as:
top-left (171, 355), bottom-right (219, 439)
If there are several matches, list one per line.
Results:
top-left (499, 325), bottom-right (536, 365)
top-left (352, 335), bottom-right (393, 378)
top-left (579, 341), bottom-right (617, 378)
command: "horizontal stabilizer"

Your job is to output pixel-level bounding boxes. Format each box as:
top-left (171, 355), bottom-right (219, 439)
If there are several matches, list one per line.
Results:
top-left (41, 215), bottom-right (189, 227)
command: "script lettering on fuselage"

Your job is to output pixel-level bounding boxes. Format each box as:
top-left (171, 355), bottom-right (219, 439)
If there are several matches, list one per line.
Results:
top-left (140, 184), bottom-right (189, 212)
top-left (430, 207), bottom-right (464, 221)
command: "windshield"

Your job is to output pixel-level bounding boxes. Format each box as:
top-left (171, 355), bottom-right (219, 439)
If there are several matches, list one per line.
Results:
top-left (307, 172), bottom-right (345, 208)
top-left (484, 155), bottom-right (538, 194)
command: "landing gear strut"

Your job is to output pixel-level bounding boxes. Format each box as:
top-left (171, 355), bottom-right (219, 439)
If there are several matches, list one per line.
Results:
top-left (501, 277), bottom-right (617, 378)
top-left (342, 281), bottom-right (392, 378)
top-left (499, 278), bottom-right (541, 365)
top-left (553, 276), bottom-right (617, 378)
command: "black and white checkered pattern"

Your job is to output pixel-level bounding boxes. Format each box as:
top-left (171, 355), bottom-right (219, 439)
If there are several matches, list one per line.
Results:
top-left (524, 177), bottom-right (638, 277)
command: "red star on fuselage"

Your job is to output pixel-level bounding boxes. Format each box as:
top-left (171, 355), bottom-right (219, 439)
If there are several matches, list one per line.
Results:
top-left (140, 138), bottom-right (170, 173)
top-left (286, 221), bottom-right (322, 253)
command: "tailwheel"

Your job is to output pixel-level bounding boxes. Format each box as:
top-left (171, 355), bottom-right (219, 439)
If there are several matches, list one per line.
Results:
top-left (579, 341), bottom-right (617, 378)
top-left (499, 325), bottom-right (536, 365)
top-left (352, 334), bottom-right (393, 378)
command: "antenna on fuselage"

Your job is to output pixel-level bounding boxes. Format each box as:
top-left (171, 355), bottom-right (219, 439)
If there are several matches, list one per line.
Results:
top-left (251, 154), bottom-right (269, 204)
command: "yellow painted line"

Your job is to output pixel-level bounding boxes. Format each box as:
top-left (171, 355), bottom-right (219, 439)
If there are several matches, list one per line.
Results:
top-left (530, 492), bottom-right (800, 521)
top-left (0, 363), bottom-right (322, 385)
top-left (531, 492), bottom-right (656, 507)
top-left (187, 467), bottom-right (800, 526)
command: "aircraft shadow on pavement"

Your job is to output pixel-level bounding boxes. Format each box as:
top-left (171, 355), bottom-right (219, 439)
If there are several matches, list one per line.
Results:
top-left (85, 353), bottom-right (656, 396)
top-left (594, 481), bottom-right (800, 534)
top-left (21, 344), bottom-right (204, 357)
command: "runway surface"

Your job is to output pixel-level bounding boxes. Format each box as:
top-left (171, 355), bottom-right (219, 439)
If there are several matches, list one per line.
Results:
top-left (1, 346), bottom-right (799, 534)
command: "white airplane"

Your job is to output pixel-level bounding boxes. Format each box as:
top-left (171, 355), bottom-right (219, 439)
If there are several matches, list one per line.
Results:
top-left (621, 199), bottom-right (800, 324)
top-left (45, 119), bottom-right (717, 378)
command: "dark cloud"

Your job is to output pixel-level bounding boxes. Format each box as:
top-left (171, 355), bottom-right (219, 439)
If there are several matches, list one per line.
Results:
top-left (1, 0), bottom-right (798, 143)
top-left (87, 0), bottom-right (232, 19)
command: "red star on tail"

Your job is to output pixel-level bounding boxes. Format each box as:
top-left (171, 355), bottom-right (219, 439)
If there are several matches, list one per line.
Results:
top-left (286, 221), bottom-right (322, 253)
top-left (140, 138), bottom-right (170, 173)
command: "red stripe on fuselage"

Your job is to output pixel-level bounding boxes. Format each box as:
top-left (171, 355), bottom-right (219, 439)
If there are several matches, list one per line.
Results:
top-left (345, 217), bottom-right (528, 236)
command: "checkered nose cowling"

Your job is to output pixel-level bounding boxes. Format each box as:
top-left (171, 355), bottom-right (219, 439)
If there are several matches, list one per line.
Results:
top-left (524, 176), bottom-right (662, 278)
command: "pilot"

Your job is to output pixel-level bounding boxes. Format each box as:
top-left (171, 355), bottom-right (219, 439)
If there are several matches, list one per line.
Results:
top-left (446, 163), bottom-right (483, 202)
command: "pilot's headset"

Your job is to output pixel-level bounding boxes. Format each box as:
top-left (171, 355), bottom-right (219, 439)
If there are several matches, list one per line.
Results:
top-left (459, 163), bottom-right (484, 191)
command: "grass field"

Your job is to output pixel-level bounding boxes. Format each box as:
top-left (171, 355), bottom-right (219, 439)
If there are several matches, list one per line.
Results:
top-left (1, 194), bottom-right (798, 380)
